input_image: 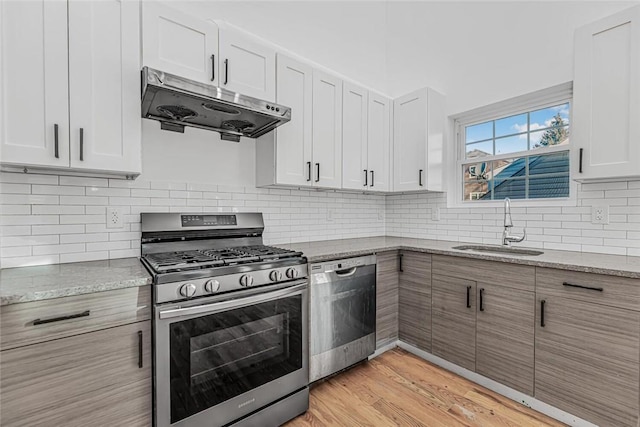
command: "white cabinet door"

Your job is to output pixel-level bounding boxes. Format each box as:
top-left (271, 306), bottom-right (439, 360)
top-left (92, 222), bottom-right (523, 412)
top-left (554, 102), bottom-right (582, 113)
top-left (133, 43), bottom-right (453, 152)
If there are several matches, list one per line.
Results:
top-left (219, 24), bottom-right (276, 101)
top-left (275, 54), bottom-right (313, 186)
top-left (573, 6), bottom-right (640, 181)
top-left (393, 89), bottom-right (427, 191)
top-left (68, 0), bottom-right (141, 174)
top-left (0, 0), bottom-right (69, 168)
top-left (312, 70), bottom-right (343, 189)
top-left (142, 2), bottom-right (219, 85)
top-left (342, 82), bottom-right (368, 190)
top-left (367, 93), bottom-right (391, 192)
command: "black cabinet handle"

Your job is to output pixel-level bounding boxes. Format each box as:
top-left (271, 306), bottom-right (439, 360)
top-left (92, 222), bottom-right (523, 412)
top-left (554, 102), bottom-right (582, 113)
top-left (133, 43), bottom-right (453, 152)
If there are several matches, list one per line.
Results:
top-left (33, 310), bottom-right (90, 326)
top-left (364, 169), bottom-right (368, 186)
top-left (306, 162), bottom-right (312, 182)
top-left (315, 163), bottom-right (320, 182)
top-left (224, 59), bottom-right (229, 85)
top-left (579, 148), bottom-right (584, 173)
top-left (540, 300), bottom-right (546, 327)
top-left (370, 170), bottom-right (374, 187)
top-left (210, 54), bottom-right (215, 81)
top-left (399, 253), bottom-right (403, 272)
top-left (79, 128), bottom-right (84, 161)
top-left (54, 124), bottom-right (59, 158)
top-left (466, 286), bottom-right (471, 308)
top-left (419, 169), bottom-right (424, 186)
top-left (138, 330), bottom-right (143, 368)
top-left (479, 288), bottom-right (485, 312)
top-left (562, 282), bottom-right (603, 292)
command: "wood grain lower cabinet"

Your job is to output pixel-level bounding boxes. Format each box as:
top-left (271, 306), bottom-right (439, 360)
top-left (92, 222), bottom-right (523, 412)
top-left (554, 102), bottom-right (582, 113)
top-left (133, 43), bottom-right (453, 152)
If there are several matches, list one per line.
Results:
top-left (476, 283), bottom-right (535, 395)
top-left (431, 274), bottom-right (476, 370)
top-left (375, 251), bottom-right (399, 348)
top-left (398, 251), bottom-right (432, 352)
top-left (535, 294), bottom-right (640, 427)
top-left (0, 320), bottom-right (151, 427)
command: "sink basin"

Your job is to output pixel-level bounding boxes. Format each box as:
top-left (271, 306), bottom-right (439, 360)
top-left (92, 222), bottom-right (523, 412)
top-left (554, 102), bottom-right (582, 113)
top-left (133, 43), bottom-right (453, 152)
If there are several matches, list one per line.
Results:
top-left (452, 245), bottom-right (544, 256)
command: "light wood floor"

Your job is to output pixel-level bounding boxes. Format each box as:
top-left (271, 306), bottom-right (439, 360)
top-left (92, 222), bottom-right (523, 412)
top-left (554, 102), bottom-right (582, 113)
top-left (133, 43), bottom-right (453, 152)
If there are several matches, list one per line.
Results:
top-left (285, 348), bottom-right (566, 427)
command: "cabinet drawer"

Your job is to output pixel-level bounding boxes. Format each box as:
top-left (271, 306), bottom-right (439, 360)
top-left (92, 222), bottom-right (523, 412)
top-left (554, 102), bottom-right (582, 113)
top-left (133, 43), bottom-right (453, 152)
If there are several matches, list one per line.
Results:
top-left (432, 255), bottom-right (535, 291)
top-left (0, 321), bottom-right (151, 427)
top-left (1, 286), bottom-right (151, 350)
top-left (536, 268), bottom-right (640, 311)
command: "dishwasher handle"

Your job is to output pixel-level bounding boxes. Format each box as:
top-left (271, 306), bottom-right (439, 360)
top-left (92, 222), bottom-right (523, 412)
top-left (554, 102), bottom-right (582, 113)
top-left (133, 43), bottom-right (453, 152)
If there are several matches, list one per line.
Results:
top-left (333, 267), bottom-right (358, 277)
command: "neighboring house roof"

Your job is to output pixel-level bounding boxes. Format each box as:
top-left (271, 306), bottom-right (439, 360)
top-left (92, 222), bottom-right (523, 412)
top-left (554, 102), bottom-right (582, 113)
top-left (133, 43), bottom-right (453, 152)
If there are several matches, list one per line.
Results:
top-left (481, 153), bottom-right (569, 200)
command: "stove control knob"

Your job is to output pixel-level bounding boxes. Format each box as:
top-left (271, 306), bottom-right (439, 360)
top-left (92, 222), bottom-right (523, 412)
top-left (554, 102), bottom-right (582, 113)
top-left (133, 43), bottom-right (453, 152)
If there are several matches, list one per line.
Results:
top-left (204, 279), bottom-right (220, 293)
top-left (179, 283), bottom-right (197, 298)
top-left (286, 268), bottom-right (299, 279)
top-left (269, 270), bottom-right (283, 282)
top-left (239, 274), bottom-right (254, 287)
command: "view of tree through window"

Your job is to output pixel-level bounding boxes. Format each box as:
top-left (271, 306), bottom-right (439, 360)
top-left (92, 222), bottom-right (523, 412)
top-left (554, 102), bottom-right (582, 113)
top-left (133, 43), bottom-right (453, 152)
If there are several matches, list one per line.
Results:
top-left (462, 102), bottom-right (570, 201)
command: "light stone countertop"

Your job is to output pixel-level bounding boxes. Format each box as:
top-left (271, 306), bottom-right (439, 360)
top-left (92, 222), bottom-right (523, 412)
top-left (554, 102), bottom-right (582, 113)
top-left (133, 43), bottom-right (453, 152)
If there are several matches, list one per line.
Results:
top-left (0, 257), bottom-right (152, 306)
top-left (283, 236), bottom-right (640, 279)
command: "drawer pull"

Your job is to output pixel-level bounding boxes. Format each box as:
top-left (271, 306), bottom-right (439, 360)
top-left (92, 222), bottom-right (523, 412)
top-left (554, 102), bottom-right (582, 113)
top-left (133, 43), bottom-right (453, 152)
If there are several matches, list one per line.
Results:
top-left (399, 253), bottom-right (403, 272)
top-left (466, 286), bottom-right (472, 308)
top-left (479, 288), bottom-right (485, 312)
top-left (562, 282), bottom-right (603, 292)
top-left (33, 310), bottom-right (90, 326)
top-left (540, 300), bottom-right (546, 327)
top-left (138, 330), bottom-right (143, 368)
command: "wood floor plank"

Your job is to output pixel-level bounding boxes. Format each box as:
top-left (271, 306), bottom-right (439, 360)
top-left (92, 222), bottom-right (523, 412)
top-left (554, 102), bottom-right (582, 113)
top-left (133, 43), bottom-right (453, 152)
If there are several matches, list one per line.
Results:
top-left (285, 348), bottom-right (566, 427)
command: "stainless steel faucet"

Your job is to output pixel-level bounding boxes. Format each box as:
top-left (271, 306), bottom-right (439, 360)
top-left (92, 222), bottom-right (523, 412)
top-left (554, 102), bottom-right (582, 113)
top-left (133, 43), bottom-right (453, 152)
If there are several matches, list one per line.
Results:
top-left (502, 198), bottom-right (526, 247)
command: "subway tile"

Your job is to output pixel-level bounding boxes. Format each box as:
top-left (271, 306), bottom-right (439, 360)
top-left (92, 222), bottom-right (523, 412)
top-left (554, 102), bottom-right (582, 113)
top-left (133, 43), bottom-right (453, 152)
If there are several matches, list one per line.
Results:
top-left (1, 225), bottom-right (31, 236)
top-left (59, 176), bottom-right (108, 187)
top-left (1, 215), bottom-right (58, 225)
top-left (1, 246), bottom-right (31, 258)
top-left (0, 205), bottom-right (31, 215)
top-left (32, 185), bottom-right (84, 195)
top-left (60, 214), bottom-right (105, 224)
top-left (1, 172), bottom-right (57, 185)
top-left (60, 195), bottom-right (108, 205)
top-left (33, 243), bottom-right (85, 255)
top-left (0, 183), bottom-right (30, 194)
top-left (2, 254), bottom-right (59, 268)
top-left (32, 205), bottom-right (84, 215)
top-left (60, 251), bottom-right (108, 263)
top-left (86, 241), bottom-right (130, 252)
top-left (32, 224), bottom-right (84, 235)
top-left (60, 233), bottom-right (109, 244)
top-left (1, 194), bottom-right (58, 205)
top-left (86, 187), bottom-right (131, 197)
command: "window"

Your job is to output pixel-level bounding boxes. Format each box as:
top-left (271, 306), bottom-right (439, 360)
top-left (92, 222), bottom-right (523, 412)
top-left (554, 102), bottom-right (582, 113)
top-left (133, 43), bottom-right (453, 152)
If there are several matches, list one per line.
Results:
top-left (457, 89), bottom-right (572, 203)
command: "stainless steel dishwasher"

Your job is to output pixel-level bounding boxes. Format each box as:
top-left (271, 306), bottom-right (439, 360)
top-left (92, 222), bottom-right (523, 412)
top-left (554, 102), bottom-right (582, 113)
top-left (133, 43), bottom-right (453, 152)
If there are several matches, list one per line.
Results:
top-left (309, 255), bottom-right (376, 382)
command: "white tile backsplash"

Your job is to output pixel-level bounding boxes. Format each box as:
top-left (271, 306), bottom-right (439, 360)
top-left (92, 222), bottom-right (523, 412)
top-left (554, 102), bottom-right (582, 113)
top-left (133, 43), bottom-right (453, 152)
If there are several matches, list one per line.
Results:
top-left (386, 181), bottom-right (640, 256)
top-left (0, 172), bottom-right (386, 268)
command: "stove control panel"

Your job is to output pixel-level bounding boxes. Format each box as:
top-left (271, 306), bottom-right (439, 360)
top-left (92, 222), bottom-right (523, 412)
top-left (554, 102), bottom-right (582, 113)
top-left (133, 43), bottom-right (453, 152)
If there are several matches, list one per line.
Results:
top-left (181, 214), bottom-right (237, 227)
top-left (154, 263), bottom-right (309, 304)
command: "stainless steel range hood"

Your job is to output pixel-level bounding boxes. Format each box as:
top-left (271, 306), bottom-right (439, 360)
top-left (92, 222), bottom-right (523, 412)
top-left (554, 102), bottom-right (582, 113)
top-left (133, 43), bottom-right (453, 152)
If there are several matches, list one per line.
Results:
top-left (141, 67), bottom-right (291, 142)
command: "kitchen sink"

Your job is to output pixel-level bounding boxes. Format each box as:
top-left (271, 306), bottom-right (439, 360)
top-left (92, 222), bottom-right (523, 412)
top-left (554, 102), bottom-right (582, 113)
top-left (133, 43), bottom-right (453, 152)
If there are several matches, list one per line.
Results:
top-left (452, 245), bottom-right (544, 256)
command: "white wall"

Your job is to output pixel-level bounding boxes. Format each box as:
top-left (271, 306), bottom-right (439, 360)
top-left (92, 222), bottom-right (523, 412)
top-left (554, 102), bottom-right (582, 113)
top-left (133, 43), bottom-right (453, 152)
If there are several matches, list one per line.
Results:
top-left (386, 1), bottom-right (636, 115)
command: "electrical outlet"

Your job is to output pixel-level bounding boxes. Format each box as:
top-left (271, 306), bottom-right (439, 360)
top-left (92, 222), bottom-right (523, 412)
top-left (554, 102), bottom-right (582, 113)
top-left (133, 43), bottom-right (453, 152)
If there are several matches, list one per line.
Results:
top-left (591, 205), bottom-right (609, 224)
top-left (432, 207), bottom-right (441, 221)
top-left (107, 207), bottom-right (124, 229)
top-left (327, 209), bottom-right (335, 222)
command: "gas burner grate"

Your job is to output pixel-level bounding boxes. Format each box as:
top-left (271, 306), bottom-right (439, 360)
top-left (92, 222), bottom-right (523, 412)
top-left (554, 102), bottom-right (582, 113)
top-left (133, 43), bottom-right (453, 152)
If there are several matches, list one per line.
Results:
top-left (143, 245), bottom-right (303, 274)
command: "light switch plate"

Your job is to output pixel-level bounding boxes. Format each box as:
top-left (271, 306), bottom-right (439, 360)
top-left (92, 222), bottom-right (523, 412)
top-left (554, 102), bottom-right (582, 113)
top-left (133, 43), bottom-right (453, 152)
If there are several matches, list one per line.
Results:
top-left (591, 205), bottom-right (609, 224)
top-left (107, 207), bottom-right (124, 229)
top-left (432, 207), bottom-right (441, 221)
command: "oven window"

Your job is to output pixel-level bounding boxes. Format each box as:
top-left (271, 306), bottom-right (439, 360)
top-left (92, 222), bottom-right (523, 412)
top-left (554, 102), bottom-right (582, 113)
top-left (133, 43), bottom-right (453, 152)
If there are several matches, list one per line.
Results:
top-left (169, 294), bottom-right (303, 424)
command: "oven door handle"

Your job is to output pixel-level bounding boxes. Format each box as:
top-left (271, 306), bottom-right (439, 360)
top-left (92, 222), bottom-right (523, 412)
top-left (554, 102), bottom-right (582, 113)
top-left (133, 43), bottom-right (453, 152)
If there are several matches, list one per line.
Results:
top-left (158, 282), bottom-right (307, 320)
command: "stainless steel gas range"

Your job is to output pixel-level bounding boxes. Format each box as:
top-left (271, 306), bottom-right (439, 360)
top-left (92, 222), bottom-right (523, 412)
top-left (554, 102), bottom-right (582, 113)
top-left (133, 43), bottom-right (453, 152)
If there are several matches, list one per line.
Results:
top-left (140, 212), bottom-right (309, 427)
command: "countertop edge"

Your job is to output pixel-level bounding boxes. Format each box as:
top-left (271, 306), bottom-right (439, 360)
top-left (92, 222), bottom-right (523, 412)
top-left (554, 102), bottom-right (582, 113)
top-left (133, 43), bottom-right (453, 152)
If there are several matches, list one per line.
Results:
top-left (0, 276), bottom-right (152, 306)
top-left (303, 245), bottom-right (640, 279)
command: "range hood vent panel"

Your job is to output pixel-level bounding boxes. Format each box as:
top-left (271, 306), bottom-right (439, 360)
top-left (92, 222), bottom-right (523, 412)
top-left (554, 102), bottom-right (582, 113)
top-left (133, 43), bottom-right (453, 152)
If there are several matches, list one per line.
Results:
top-left (141, 67), bottom-right (291, 139)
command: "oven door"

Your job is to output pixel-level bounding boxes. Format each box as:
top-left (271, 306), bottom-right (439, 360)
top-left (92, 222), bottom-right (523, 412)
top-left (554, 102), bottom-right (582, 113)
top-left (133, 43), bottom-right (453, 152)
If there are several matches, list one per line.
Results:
top-left (154, 280), bottom-right (308, 427)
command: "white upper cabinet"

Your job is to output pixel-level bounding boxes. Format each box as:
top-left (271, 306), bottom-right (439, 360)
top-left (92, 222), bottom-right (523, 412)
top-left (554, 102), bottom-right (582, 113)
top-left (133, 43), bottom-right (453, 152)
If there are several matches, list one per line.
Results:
top-left (367, 93), bottom-right (391, 192)
top-left (68, 0), bottom-right (141, 174)
top-left (1, 0), bottom-right (141, 176)
top-left (573, 6), bottom-right (640, 181)
top-left (142, 2), bottom-right (219, 85)
top-left (312, 70), bottom-right (343, 188)
top-left (274, 54), bottom-right (313, 186)
top-left (393, 88), bottom-right (445, 192)
top-left (0, 0), bottom-right (70, 168)
top-left (342, 83), bottom-right (369, 190)
top-left (219, 23), bottom-right (276, 101)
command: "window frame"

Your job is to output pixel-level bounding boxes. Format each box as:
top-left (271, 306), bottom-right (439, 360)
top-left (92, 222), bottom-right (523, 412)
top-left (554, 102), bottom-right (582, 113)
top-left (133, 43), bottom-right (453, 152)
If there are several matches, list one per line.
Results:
top-left (448, 82), bottom-right (577, 208)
